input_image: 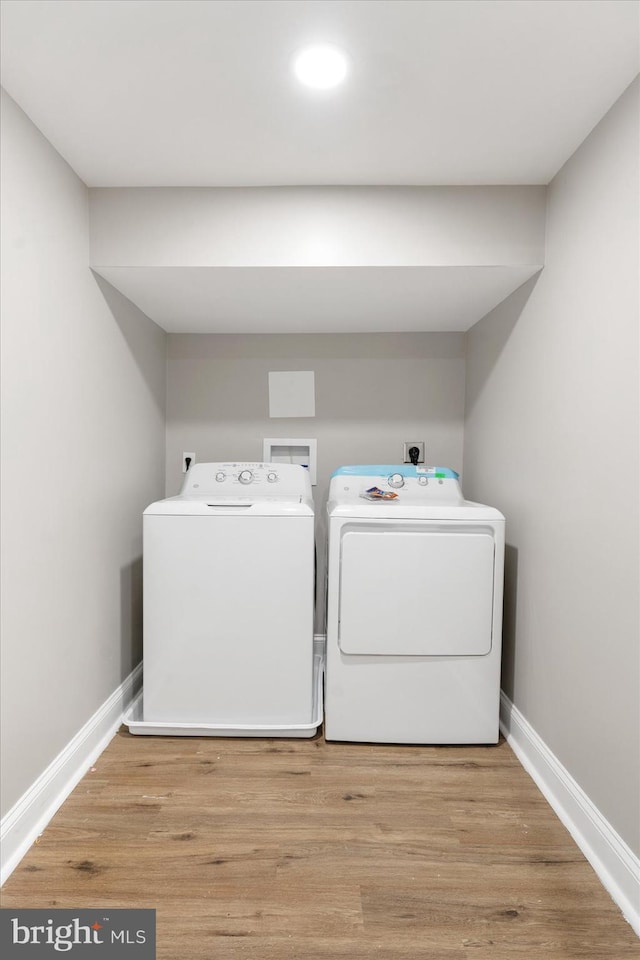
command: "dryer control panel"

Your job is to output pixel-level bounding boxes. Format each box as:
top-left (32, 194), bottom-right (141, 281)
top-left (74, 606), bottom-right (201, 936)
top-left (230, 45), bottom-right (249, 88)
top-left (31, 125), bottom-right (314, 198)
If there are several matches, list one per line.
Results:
top-left (180, 461), bottom-right (312, 499)
top-left (329, 465), bottom-right (464, 506)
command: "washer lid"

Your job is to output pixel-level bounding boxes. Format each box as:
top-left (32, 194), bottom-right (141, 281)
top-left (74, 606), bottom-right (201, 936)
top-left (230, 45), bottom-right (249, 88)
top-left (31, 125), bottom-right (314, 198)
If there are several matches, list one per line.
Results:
top-left (144, 496), bottom-right (313, 517)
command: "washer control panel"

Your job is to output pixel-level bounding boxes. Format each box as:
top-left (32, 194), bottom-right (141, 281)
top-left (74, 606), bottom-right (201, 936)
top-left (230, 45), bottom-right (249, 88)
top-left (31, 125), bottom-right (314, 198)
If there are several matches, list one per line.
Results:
top-left (180, 462), bottom-right (311, 498)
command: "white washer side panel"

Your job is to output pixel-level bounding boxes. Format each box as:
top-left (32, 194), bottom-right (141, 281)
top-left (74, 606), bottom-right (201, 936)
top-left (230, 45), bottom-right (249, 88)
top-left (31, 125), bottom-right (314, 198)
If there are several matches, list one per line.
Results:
top-left (339, 525), bottom-right (495, 656)
top-left (143, 515), bottom-right (314, 724)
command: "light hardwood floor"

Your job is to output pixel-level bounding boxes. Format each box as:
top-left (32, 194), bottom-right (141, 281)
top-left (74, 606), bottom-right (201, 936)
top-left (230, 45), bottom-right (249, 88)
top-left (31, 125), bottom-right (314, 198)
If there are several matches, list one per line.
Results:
top-left (1, 730), bottom-right (637, 959)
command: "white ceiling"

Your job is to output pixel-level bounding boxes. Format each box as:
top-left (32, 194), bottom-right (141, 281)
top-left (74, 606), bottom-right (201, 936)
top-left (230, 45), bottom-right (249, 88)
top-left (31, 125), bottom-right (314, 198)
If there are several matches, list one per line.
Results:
top-left (1, 0), bottom-right (638, 333)
top-left (1, 0), bottom-right (638, 187)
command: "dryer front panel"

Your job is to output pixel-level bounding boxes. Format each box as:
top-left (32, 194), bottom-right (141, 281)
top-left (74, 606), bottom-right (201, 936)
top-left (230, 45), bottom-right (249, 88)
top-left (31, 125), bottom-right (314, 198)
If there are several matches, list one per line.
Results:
top-left (338, 522), bottom-right (495, 657)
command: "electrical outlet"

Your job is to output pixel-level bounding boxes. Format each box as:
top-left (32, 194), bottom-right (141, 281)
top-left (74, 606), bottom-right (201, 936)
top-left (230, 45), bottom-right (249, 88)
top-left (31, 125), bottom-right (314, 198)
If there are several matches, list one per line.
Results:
top-left (182, 451), bottom-right (196, 473)
top-left (403, 442), bottom-right (425, 464)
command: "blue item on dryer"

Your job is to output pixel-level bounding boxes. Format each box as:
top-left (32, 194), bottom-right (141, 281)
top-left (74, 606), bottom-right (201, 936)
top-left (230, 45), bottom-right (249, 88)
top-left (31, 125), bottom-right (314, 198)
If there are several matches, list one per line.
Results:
top-left (331, 464), bottom-right (460, 479)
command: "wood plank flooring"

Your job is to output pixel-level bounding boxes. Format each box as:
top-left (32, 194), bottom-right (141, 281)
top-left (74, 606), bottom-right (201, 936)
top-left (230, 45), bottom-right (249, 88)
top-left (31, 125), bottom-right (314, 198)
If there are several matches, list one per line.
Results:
top-left (2, 730), bottom-right (637, 959)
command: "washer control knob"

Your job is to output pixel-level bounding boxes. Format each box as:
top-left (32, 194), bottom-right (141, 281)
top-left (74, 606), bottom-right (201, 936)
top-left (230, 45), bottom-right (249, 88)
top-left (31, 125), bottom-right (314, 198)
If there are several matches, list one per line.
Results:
top-left (215, 471), bottom-right (226, 482)
top-left (417, 476), bottom-right (429, 486)
top-left (238, 469), bottom-right (254, 485)
top-left (267, 471), bottom-right (278, 483)
top-left (388, 473), bottom-right (405, 488)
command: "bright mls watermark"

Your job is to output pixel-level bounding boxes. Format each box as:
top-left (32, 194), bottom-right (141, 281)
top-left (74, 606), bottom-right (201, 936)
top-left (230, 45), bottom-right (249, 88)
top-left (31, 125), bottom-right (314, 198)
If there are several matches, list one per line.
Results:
top-left (0, 909), bottom-right (155, 957)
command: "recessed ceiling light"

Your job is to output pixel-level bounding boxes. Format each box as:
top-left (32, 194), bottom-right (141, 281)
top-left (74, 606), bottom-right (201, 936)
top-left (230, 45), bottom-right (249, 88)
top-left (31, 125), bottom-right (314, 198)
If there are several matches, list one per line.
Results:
top-left (293, 44), bottom-right (349, 90)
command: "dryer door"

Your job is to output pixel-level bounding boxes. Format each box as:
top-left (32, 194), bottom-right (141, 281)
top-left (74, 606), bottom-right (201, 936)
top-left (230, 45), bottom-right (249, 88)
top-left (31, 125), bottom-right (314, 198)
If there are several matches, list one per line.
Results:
top-left (338, 522), bottom-right (495, 656)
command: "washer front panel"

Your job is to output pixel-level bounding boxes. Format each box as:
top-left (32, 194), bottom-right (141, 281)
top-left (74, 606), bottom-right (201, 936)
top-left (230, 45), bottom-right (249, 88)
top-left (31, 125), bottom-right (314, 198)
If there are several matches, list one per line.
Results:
top-left (143, 513), bottom-right (315, 725)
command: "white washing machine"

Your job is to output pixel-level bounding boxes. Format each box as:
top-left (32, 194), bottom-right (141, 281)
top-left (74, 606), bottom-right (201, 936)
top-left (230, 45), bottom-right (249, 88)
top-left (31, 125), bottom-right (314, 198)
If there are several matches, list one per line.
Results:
top-left (325, 465), bottom-right (505, 744)
top-left (127, 462), bottom-right (322, 738)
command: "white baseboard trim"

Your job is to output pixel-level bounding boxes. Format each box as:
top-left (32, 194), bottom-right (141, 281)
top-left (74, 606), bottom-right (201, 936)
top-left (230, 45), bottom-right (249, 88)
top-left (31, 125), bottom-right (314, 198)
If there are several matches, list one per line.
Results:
top-left (1, 663), bottom-right (142, 886)
top-left (500, 690), bottom-right (639, 937)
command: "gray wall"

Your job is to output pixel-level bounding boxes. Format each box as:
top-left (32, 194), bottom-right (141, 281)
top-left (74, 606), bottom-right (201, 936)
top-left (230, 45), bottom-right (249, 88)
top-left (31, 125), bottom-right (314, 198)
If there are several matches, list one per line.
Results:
top-left (88, 184), bottom-right (545, 337)
top-left (166, 332), bottom-right (466, 629)
top-left (0, 90), bottom-right (167, 816)
top-left (464, 79), bottom-right (639, 855)
top-left (90, 185), bottom-right (546, 267)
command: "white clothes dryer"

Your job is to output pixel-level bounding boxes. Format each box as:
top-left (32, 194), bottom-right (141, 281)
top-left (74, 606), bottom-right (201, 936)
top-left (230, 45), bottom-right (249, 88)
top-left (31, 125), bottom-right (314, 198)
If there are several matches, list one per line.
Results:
top-left (325, 465), bottom-right (505, 744)
top-left (127, 462), bottom-right (321, 737)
